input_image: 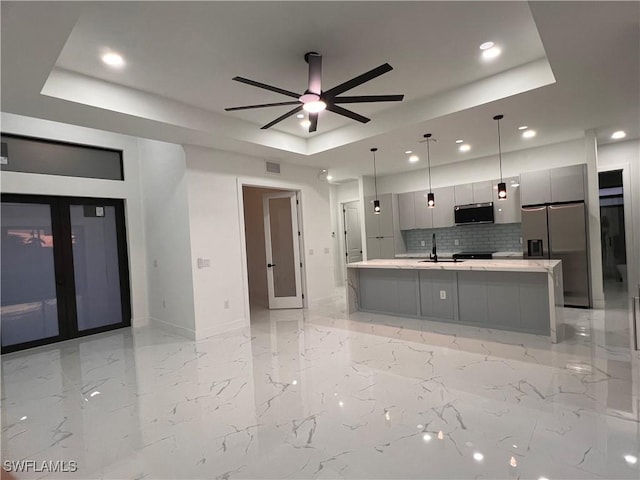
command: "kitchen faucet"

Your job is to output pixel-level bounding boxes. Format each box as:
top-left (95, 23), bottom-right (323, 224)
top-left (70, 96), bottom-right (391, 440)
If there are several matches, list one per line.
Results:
top-left (430, 233), bottom-right (438, 262)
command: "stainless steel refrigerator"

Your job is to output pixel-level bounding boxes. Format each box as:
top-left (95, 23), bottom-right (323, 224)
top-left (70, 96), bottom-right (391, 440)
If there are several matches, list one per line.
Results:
top-left (522, 202), bottom-right (591, 307)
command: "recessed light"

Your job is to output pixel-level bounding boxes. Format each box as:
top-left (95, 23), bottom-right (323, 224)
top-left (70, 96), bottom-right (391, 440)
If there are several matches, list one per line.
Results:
top-left (409, 155), bottom-right (419, 163)
top-left (338, 401), bottom-right (344, 407)
top-left (511, 183), bottom-right (520, 187)
top-left (538, 477), bottom-right (550, 480)
top-left (296, 113), bottom-right (304, 119)
top-left (522, 129), bottom-right (536, 138)
top-left (300, 120), bottom-right (311, 128)
top-left (482, 46), bottom-right (501, 60)
top-left (459, 144), bottom-right (471, 152)
top-left (101, 52), bottom-right (124, 67)
top-left (611, 130), bottom-right (626, 140)
top-left (423, 434), bottom-right (432, 442)
top-left (90, 391), bottom-right (100, 397)
top-left (624, 454), bottom-right (638, 465)
top-left (473, 452), bottom-right (484, 461)
top-left (405, 150), bottom-right (413, 154)
top-left (20, 416), bottom-right (27, 421)
top-left (455, 139), bottom-right (464, 144)
top-left (518, 125), bottom-right (528, 130)
top-left (479, 41), bottom-right (495, 50)
top-left (326, 175), bottom-right (333, 181)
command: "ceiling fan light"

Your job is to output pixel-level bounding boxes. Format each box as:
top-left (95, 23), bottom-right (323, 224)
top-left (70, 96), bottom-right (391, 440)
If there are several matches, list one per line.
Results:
top-left (303, 100), bottom-right (326, 113)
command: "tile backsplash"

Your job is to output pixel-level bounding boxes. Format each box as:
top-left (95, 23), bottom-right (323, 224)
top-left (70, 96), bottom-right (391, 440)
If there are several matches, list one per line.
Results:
top-left (404, 223), bottom-right (522, 253)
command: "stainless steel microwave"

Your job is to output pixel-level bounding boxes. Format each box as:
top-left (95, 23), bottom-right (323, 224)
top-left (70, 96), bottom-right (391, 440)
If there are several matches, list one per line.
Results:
top-left (454, 202), bottom-right (494, 225)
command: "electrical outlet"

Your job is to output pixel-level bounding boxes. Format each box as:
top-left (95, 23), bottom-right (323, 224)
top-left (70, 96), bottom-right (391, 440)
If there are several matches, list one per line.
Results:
top-left (153, 259), bottom-right (158, 268)
top-left (309, 249), bottom-right (314, 255)
top-left (420, 240), bottom-right (425, 247)
top-left (162, 299), bottom-right (166, 309)
top-left (519, 236), bottom-right (523, 244)
top-left (440, 290), bottom-right (447, 300)
top-left (324, 247), bottom-right (330, 254)
top-left (454, 239), bottom-right (459, 246)
top-left (224, 300), bottom-right (229, 309)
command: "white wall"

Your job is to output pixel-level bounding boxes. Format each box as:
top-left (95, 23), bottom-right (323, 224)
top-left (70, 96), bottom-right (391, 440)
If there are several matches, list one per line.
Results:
top-left (137, 139), bottom-right (196, 337)
top-left (329, 180), bottom-right (360, 286)
top-left (184, 145), bottom-right (333, 338)
top-left (0, 113), bottom-right (149, 325)
top-left (598, 139), bottom-right (640, 291)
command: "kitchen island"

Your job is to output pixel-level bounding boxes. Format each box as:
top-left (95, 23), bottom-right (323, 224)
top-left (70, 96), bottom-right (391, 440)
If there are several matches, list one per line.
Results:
top-left (347, 259), bottom-right (566, 342)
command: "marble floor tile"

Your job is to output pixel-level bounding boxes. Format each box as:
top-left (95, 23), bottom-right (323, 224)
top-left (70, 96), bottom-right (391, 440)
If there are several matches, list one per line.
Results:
top-left (1, 283), bottom-right (639, 479)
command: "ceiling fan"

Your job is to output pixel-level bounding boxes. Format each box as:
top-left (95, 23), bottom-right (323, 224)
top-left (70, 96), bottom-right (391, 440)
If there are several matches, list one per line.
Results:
top-left (225, 52), bottom-right (404, 133)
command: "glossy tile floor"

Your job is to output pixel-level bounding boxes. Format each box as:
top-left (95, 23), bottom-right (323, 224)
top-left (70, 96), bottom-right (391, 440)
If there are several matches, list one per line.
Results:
top-left (2, 283), bottom-right (639, 479)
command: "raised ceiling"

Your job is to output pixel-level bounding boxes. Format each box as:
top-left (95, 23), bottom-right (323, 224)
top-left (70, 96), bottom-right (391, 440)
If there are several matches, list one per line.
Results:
top-left (1, 1), bottom-right (638, 180)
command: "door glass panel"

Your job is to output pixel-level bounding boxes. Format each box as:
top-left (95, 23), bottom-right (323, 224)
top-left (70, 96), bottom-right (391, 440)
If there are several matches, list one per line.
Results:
top-left (268, 197), bottom-right (296, 297)
top-left (70, 205), bottom-right (123, 331)
top-left (1, 203), bottom-right (59, 346)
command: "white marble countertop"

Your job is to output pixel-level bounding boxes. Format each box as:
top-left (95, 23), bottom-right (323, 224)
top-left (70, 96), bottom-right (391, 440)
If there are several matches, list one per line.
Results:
top-left (348, 258), bottom-right (561, 273)
top-left (396, 251), bottom-right (523, 259)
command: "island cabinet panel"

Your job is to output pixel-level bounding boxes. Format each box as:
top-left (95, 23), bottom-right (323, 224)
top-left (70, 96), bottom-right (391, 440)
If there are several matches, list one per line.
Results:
top-left (419, 270), bottom-right (457, 320)
top-left (485, 272), bottom-right (521, 328)
top-left (518, 273), bottom-right (550, 334)
top-left (457, 271), bottom-right (489, 325)
top-left (359, 269), bottom-right (418, 316)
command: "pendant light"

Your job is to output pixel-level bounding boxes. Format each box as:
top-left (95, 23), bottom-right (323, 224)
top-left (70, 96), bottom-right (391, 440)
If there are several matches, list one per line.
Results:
top-left (422, 133), bottom-right (435, 207)
top-left (494, 114), bottom-right (507, 200)
top-left (371, 147), bottom-right (381, 214)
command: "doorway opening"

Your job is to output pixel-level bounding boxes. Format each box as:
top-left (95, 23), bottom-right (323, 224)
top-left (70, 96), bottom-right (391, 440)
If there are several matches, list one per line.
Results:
top-left (598, 169), bottom-right (627, 300)
top-left (1, 194), bottom-right (131, 353)
top-left (241, 186), bottom-right (304, 314)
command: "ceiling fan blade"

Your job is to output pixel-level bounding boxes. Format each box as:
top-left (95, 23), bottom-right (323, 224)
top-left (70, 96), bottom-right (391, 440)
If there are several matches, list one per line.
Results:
top-left (326, 104), bottom-right (370, 123)
top-left (324, 63), bottom-right (394, 97)
top-left (225, 101), bottom-right (301, 111)
top-left (309, 112), bottom-right (318, 132)
top-left (333, 94), bottom-right (404, 104)
top-left (261, 105), bottom-right (304, 129)
top-left (233, 76), bottom-right (301, 99)
top-left (307, 53), bottom-right (322, 95)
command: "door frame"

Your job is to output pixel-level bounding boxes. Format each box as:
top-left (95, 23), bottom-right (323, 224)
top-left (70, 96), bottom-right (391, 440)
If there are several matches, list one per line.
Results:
top-left (1, 193), bottom-right (131, 354)
top-left (263, 191), bottom-right (303, 309)
top-left (237, 178), bottom-right (308, 320)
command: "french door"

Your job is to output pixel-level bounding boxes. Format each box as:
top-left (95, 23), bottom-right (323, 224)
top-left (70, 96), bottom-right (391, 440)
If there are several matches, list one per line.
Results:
top-left (1, 194), bottom-right (131, 353)
top-left (263, 192), bottom-right (303, 309)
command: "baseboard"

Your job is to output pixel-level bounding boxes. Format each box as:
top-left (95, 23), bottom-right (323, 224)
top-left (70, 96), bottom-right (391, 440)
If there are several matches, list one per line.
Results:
top-left (149, 317), bottom-right (196, 340)
top-left (593, 299), bottom-right (606, 309)
top-left (130, 316), bottom-right (150, 328)
top-left (195, 317), bottom-right (248, 340)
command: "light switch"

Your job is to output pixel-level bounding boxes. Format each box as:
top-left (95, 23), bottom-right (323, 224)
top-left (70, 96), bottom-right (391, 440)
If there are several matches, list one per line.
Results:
top-left (153, 259), bottom-right (158, 268)
top-left (324, 247), bottom-right (330, 254)
top-left (309, 249), bottom-right (314, 255)
top-left (197, 258), bottom-right (204, 269)
top-left (440, 290), bottom-right (447, 300)
top-left (204, 258), bottom-right (211, 267)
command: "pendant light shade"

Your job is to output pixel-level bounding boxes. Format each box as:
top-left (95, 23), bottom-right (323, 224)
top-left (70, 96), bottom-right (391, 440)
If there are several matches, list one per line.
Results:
top-left (423, 133), bottom-right (435, 208)
top-left (371, 148), bottom-right (381, 215)
top-left (494, 114), bottom-right (506, 200)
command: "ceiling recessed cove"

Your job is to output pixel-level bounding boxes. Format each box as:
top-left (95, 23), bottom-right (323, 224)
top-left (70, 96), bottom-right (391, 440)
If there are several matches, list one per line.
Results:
top-left (224, 52), bottom-right (404, 133)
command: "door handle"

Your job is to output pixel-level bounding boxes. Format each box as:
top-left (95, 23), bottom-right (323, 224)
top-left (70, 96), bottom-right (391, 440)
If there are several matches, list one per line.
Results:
top-left (267, 263), bottom-right (276, 268)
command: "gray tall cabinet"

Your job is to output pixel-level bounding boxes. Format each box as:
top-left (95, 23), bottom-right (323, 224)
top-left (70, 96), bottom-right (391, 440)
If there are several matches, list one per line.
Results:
top-left (365, 194), bottom-right (396, 259)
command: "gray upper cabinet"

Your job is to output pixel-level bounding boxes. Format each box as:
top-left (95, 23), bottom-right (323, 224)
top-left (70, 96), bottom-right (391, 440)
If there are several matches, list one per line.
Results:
top-left (520, 165), bottom-right (585, 206)
top-left (414, 190), bottom-right (433, 229)
top-left (472, 181), bottom-right (494, 203)
top-left (492, 176), bottom-right (521, 224)
top-left (520, 169), bottom-right (551, 205)
top-left (454, 183), bottom-right (473, 205)
top-left (550, 164), bottom-right (585, 203)
top-left (398, 192), bottom-right (416, 230)
top-left (431, 186), bottom-right (455, 228)
top-left (364, 193), bottom-right (394, 237)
